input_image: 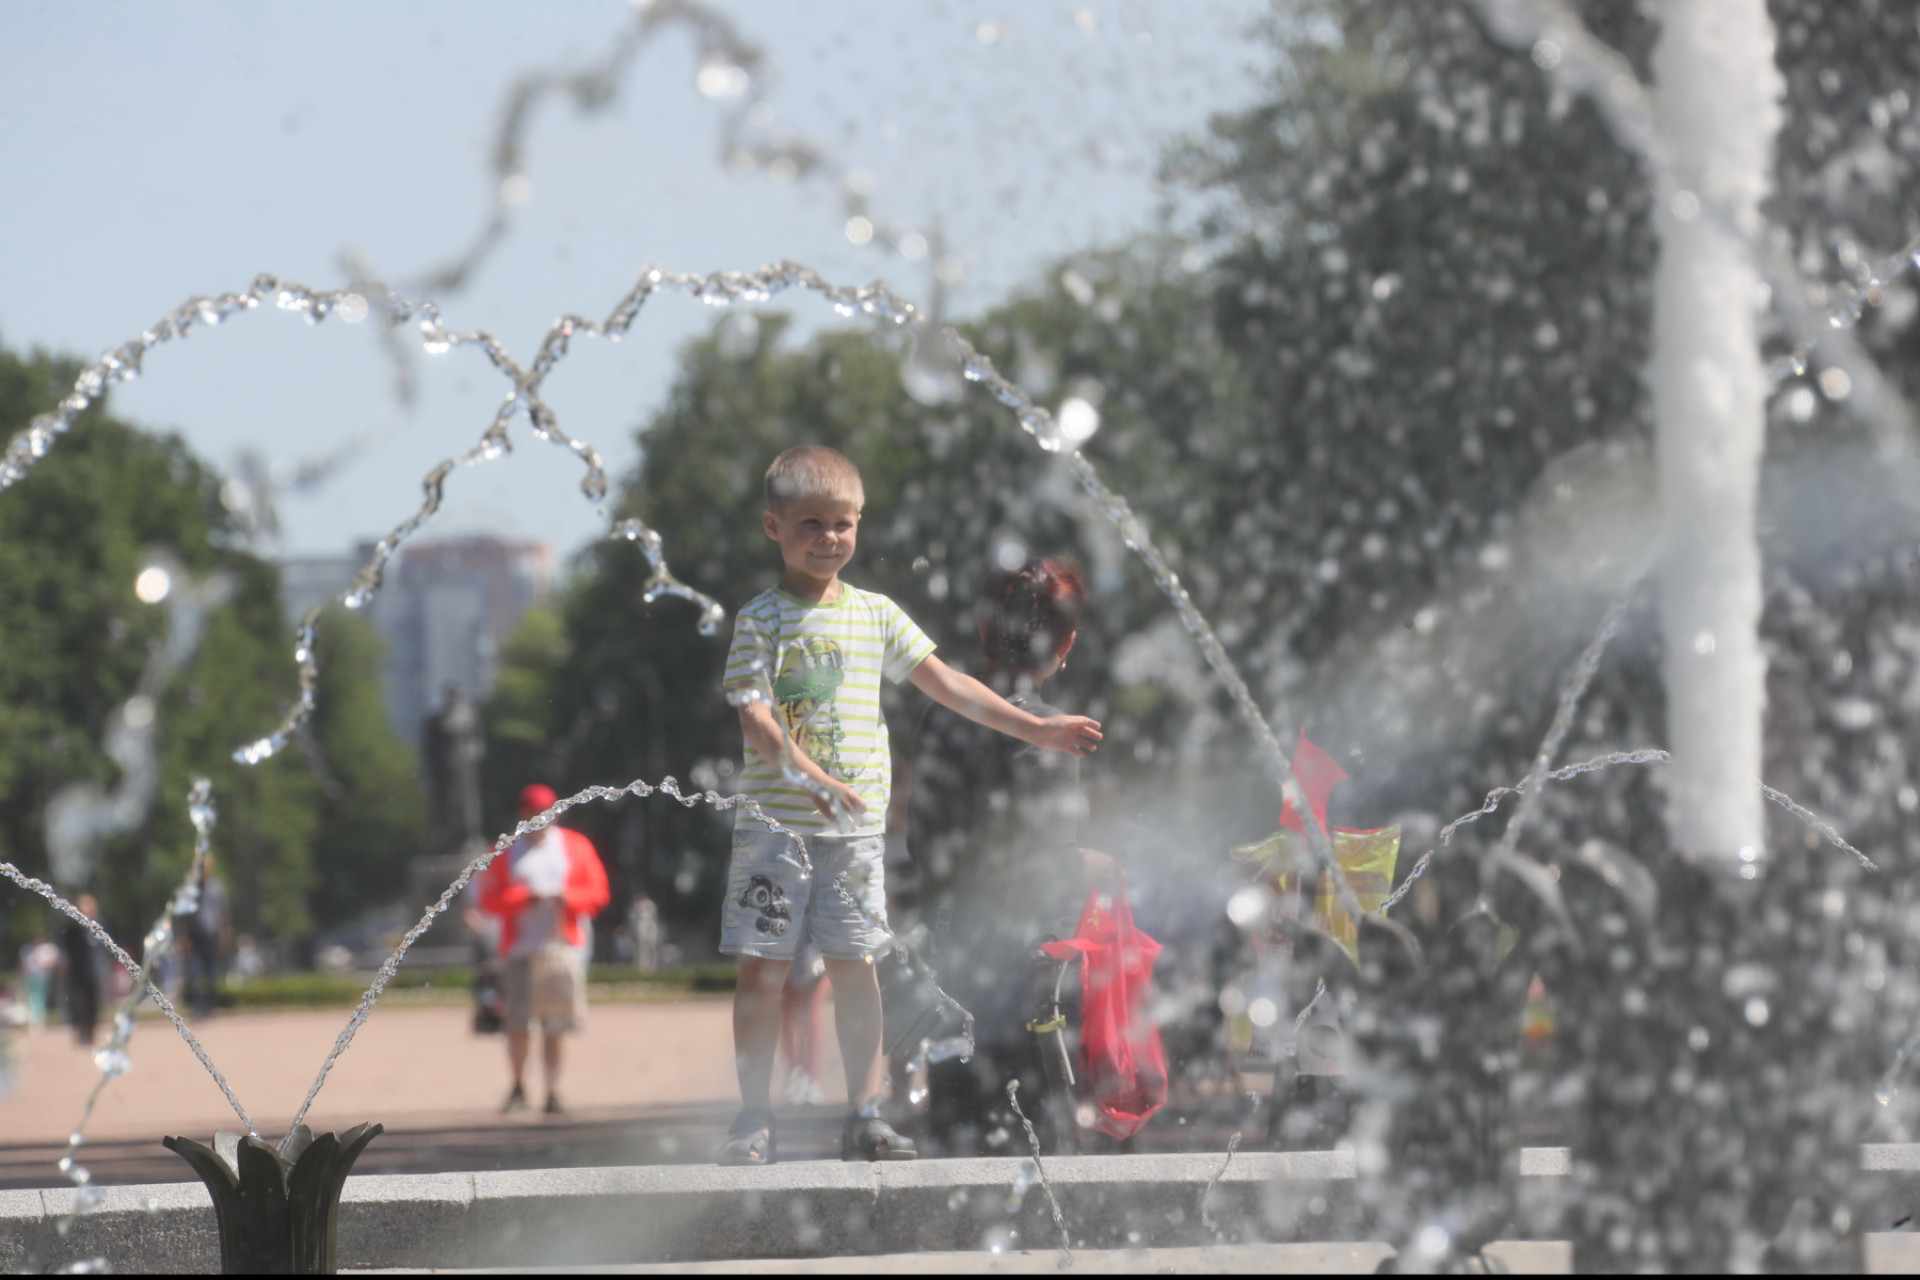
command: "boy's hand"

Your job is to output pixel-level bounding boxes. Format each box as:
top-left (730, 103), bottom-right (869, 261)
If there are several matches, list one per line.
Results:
top-left (1031, 714), bottom-right (1103, 757)
top-left (813, 779), bottom-right (869, 824)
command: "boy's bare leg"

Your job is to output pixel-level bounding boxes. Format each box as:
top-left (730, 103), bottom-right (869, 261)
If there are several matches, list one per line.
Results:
top-left (543, 1030), bottom-right (563, 1093)
top-left (733, 956), bottom-right (792, 1111)
top-left (821, 956), bottom-right (885, 1106)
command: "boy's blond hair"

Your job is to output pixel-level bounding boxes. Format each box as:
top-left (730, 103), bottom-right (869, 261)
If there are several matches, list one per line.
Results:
top-left (764, 446), bottom-right (865, 512)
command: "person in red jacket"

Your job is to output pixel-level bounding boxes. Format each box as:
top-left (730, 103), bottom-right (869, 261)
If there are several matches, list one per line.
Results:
top-left (479, 784), bottom-right (610, 1115)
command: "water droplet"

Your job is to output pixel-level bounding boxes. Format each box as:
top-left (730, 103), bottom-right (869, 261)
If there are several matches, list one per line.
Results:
top-left (133, 566), bottom-right (171, 603)
top-left (1226, 887), bottom-right (1269, 927)
top-left (696, 59), bottom-right (750, 100)
top-left (1057, 396), bottom-right (1100, 445)
top-left (1009, 1161), bottom-right (1036, 1208)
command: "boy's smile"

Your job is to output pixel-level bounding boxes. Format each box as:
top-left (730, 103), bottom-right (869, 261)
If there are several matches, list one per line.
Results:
top-left (765, 496), bottom-right (862, 597)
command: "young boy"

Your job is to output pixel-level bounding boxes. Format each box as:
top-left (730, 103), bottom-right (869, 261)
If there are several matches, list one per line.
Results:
top-left (718, 446), bottom-right (1102, 1164)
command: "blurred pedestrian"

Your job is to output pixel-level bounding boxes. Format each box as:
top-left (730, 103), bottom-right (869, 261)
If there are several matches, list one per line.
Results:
top-left (179, 853), bottom-right (230, 1018)
top-left (61, 894), bottom-right (107, 1046)
top-left (630, 895), bottom-right (661, 974)
top-left (479, 783), bottom-right (610, 1115)
top-left (229, 934), bottom-right (267, 985)
top-left (19, 935), bottom-right (59, 1032)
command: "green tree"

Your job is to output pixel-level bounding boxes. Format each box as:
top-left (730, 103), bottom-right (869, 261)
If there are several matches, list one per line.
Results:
top-left (0, 342), bottom-right (318, 945)
top-left (1170, 0), bottom-right (1657, 674)
top-left (304, 605), bottom-right (424, 932)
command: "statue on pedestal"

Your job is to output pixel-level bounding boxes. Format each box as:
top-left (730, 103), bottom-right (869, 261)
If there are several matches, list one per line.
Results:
top-left (422, 683), bottom-right (484, 857)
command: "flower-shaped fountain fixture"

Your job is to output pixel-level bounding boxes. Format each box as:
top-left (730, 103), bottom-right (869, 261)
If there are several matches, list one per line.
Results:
top-left (162, 1123), bottom-right (382, 1275)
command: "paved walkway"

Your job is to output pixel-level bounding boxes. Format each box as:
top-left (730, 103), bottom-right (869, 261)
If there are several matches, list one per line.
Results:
top-left (0, 993), bottom-right (1258, 1189)
top-left (1, 996), bottom-right (836, 1146)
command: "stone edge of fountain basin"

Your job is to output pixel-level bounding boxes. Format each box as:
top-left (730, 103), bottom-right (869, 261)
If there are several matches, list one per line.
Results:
top-left (32, 1142), bottom-right (1920, 1273)
top-left (0, 1147), bottom-right (1567, 1273)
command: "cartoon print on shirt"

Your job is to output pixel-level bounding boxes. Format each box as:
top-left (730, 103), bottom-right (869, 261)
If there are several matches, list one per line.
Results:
top-left (773, 636), bottom-right (852, 782)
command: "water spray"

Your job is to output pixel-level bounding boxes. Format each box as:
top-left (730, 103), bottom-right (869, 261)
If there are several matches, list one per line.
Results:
top-left (1382, 746), bottom-right (1877, 923)
top-left (1199, 1092), bottom-right (1263, 1234)
top-left (288, 773), bottom-right (812, 1131)
top-left (1466, 0), bottom-right (1920, 457)
top-left (1005, 1079), bottom-right (1074, 1267)
top-left (0, 856), bottom-right (255, 1142)
top-left (1, 257), bottom-right (1411, 975)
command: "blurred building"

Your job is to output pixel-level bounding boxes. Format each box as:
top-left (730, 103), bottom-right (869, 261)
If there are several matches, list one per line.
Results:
top-left (276, 535), bottom-right (552, 743)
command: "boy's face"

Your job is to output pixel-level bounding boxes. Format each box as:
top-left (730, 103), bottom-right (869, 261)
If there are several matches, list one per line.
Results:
top-left (764, 495), bottom-right (862, 585)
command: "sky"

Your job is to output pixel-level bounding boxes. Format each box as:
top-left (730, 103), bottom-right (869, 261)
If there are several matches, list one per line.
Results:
top-left (0, 0), bottom-right (1272, 565)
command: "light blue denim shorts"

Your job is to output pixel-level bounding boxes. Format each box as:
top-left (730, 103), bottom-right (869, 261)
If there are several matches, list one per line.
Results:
top-left (718, 822), bottom-right (890, 961)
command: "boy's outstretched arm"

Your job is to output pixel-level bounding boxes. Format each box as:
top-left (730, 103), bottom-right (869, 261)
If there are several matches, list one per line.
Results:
top-left (736, 700), bottom-right (868, 822)
top-left (908, 655), bottom-right (1103, 757)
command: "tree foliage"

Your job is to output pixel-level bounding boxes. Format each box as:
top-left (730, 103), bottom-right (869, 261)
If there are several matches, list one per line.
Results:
top-left (0, 342), bottom-right (421, 949)
top-left (305, 605), bottom-right (424, 933)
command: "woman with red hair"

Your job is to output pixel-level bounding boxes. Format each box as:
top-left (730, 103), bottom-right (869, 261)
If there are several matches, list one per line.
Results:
top-left (907, 556), bottom-right (1092, 1154)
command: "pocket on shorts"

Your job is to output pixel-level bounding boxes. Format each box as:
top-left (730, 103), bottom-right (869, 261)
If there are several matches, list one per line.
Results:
top-left (805, 834), bottom-right (891, 959)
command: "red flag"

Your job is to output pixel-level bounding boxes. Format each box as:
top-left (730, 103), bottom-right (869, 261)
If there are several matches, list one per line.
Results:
top-left (1040, 865), bottom-right (1167, 1140)
top-left (1279, 731), bottom-right (1348, 837)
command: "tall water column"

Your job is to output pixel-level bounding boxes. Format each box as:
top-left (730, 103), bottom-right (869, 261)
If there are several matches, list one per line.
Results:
top-left (1649, 0), bottom-right (1780, 863)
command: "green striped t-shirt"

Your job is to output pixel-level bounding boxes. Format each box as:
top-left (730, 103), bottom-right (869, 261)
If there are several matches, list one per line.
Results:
top-left (722, 583), bottom-right (937, 833)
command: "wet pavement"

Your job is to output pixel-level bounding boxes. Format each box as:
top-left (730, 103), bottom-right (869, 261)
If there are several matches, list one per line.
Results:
top-left (0, 998), bottom-right (1274, 1189)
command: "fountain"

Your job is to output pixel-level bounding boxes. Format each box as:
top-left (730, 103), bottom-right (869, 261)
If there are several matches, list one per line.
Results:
top-left (7, 0), bottom-right (1920, 1272)
top-left (161, 1125), bottom-right (383, 1276)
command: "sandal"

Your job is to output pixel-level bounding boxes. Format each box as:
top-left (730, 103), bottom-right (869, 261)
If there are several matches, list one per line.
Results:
top-left (841, 1109), bottom-right (917, 1161)
top-left (717, 1107), bottom-right (777, 1166)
